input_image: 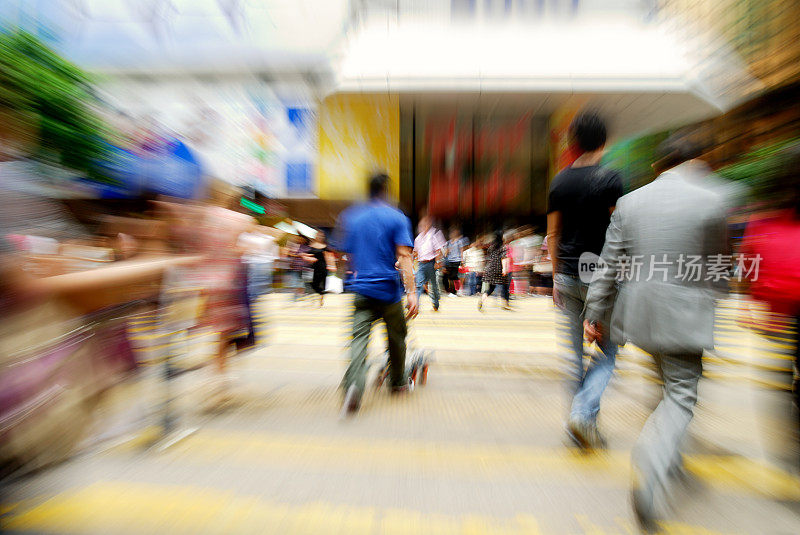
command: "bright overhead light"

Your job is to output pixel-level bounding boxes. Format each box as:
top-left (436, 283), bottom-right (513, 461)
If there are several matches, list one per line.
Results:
top-left (337, 20), bottom-right (690, 92)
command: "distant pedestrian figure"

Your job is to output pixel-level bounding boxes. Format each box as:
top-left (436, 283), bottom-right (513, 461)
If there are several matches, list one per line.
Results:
top-left (308, 231), bottom-right (335, 307)
top-left (414, 216), bottom-right (446, 312)
top-left (462, 242), bottom-right (485, 296)
top-left (287, 235), bottom-right (311, 302)
top-left (443, 227), bottom-right (468, 296)
top-left (478, 231), bottom-right (510, 311)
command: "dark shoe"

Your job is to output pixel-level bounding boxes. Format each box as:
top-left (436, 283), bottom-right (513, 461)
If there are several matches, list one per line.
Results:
top-left (340, 385), bottom-right (361, 418)
top-left (391, 377), bottom-right (415, 395)
top-left (432, 305), bottom-right (439, 312)
top-left (589, 425), bottom-right (608, 450)
top-left (631, 487), bottom-right (659, 534)
top-left (565, 426), bottom-right (583, 449)
top-left (567, 417), bottom-right (604, 450)
top-left (567, 417), bottom-right (590, 449)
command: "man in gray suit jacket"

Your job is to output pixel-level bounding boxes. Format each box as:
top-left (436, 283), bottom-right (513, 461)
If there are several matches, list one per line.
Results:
top-left (583, 136), bottom-right (728, 532)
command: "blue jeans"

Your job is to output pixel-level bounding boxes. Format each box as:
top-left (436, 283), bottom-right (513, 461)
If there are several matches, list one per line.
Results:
top-left (465, 272), bottom-right (477, 295)
top-left (554, 273), bottom-right (618, 423)
top-left (287, 269), bottom-right (306, 299)
top-left (246, 262), bottom-right (273, 303)
top-left (415, 261), bottom-right (440, 309)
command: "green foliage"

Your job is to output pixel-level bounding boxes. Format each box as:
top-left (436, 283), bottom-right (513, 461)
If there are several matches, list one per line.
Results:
top-left (602, 131), bottom-right (670, 193)
top-left (602, 119), bottom-right (800, 204)
top-left (0, 29), bottom-right (111, 180)
top-left (716, 136), bottom-right (800, 201)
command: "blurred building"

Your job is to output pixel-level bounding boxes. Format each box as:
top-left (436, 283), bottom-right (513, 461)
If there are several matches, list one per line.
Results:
top-left (646, 1), bottom-right (798, 163)
top-left (2, 0), bottom-right (796, 228)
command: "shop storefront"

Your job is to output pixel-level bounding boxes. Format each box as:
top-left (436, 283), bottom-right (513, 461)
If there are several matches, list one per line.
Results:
top-left (399, 103), bottom-right (551, 233)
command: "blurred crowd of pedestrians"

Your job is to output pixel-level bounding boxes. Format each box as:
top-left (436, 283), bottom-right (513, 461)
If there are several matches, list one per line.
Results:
top-left (3, 108), bottom-right (800, 534)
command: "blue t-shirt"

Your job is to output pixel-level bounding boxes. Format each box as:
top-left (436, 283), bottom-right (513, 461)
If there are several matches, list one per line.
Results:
top-left (340, 201), bottom-right (413, 303)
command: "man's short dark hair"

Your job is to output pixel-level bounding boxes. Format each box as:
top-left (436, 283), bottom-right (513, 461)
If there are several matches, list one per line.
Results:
top-left (654, 131), bottom-right (704, 172)
top-left (569, 111), bottom-right (607, 152)
top-left (369, 172), bottom-right (390, 199)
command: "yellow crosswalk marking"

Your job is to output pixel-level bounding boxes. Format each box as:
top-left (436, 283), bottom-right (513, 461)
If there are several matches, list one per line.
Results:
top-left (125, 296), bottom-right (795, 391)
top-left (102, 430), bottom-right (800, 501)
top-left (5, 481), bottom-right (750, 535)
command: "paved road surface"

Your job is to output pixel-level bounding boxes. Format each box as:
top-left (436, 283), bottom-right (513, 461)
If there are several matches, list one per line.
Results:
top-left (3, 293), bottom-right (799, 534)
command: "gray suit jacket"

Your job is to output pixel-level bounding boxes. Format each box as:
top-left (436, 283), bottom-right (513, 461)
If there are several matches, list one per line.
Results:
top-left (584, 162), bottom-right (728, 355)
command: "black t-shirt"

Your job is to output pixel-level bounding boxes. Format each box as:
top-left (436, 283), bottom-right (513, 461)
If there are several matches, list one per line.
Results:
top-left (547, 165), bottom-right (623, 276)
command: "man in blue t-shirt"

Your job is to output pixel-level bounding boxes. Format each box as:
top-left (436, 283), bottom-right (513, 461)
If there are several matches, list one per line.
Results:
top-left (338, 172), bottom-right (418, 415)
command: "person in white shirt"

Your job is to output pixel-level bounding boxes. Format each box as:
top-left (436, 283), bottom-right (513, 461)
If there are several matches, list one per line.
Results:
top-left (238, 227), bottom-right (279, 304)
top-left (509, 227), bottom-right (538, 296)
top-left (462, 241), bottom-right (485, 296)
top-left (413, 216), bottom-right (446, 311)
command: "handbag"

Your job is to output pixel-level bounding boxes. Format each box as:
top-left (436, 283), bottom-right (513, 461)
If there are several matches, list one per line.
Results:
top-left (325, 275), bottom-right (343, 294)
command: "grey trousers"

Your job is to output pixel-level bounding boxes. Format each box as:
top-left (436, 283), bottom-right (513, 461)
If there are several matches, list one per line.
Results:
top-left (632, 352), bottom-right (703, 511)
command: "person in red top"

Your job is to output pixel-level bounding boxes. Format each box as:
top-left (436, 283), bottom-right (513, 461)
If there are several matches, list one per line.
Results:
top-left (740, 144), bottom-right (800, 439)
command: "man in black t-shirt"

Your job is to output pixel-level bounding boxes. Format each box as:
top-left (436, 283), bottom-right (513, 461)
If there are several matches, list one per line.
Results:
top-left (546, 111), bottom-right (622, 450)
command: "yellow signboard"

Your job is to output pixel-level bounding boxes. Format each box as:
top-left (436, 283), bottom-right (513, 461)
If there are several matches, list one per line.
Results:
top-left (317, 93), bottom-right (399, 200)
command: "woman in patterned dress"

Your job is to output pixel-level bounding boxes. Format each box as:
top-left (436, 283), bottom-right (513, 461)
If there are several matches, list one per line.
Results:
top-left (478, 230), bottom-right (511, 311)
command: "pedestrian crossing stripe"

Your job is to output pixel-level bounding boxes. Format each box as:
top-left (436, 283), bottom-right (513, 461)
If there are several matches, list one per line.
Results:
top-left (124, 296), bottom-right (796, 391)
top-left (1, 481), bottom-right (749, 535)
top-left (103, 430), bottom-right (800, 501)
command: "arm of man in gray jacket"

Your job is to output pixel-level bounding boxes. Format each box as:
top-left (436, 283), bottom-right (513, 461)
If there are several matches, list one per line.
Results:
top-left (584, 205), bottom-right (627, 335)
top-left (704, 201), bottom-right (730, 298)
